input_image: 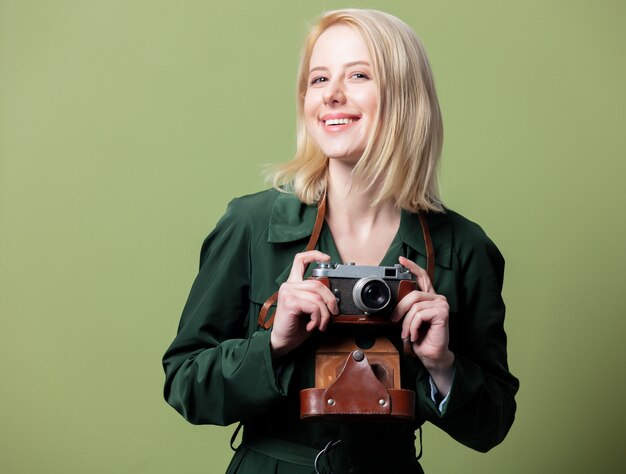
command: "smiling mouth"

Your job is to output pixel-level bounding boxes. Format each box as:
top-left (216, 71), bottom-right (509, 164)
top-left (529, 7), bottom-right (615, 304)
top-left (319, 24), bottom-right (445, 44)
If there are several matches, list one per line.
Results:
top-left (323, 117), bottom-right (360, 126)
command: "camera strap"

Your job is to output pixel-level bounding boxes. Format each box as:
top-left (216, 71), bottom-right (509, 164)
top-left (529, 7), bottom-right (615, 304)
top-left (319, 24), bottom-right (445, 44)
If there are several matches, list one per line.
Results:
top-left (257, 191), bottom-right (327, 329)
top-left (418, 211), bottom-right (435, 284)
top-left (257, 192), bottom-right (434, 330)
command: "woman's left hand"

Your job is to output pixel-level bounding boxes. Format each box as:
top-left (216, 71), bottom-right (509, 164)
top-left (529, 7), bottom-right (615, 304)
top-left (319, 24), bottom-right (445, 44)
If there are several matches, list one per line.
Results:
top-left (391, 256), bottom-right (455, 396)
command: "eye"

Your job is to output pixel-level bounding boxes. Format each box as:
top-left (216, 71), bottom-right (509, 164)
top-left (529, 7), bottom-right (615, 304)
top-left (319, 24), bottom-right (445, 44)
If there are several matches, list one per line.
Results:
top-left (310, 76), bottom-right (328, 86)
top-left (350, 72), bottom-right (370, 80)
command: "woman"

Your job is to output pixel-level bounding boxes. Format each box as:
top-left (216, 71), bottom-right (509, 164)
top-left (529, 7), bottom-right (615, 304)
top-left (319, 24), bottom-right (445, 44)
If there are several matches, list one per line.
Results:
top-left (163, 9), bottom-right (519, 474)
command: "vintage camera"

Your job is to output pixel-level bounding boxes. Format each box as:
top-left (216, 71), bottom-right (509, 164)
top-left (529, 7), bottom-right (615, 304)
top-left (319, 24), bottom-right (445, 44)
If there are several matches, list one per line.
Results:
top-left (301, 263), bottom-right (418, 421)
top-left (310, 262), bottom-right (416, 325)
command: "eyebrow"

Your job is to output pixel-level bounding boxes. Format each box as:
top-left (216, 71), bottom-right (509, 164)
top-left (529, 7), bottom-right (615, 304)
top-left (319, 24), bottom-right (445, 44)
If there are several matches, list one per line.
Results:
top-left (308, 60), bottom-right (371, 74)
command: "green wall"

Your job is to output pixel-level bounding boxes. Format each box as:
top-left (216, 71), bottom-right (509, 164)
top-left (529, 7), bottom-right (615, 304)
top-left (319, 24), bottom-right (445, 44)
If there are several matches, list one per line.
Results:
top-left (1, 0), bottom-right (624, 472)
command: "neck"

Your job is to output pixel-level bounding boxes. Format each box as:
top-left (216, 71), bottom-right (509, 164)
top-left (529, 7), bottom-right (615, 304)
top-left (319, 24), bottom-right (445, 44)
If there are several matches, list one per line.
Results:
top-left (325, 160), bottom-right (399, 230)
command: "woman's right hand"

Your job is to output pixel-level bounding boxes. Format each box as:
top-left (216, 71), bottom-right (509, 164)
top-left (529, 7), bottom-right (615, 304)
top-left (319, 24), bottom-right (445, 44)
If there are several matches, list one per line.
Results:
top-left (270, 251), bottom-right (339, 358)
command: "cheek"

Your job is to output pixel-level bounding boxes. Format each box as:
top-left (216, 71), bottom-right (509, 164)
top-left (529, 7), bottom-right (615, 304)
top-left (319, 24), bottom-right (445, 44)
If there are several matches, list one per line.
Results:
top-left (355, 86), bottom-right (379, 116)
top-left (368, 96), bottom-right (378, 115)
top-left (303, 94), bottom-right (320, 132)
top-left (304, 99), bottom-right (318, 119)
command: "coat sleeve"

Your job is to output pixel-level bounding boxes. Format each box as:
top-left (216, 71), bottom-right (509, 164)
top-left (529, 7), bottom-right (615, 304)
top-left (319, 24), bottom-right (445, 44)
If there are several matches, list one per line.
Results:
top-left (415, 223), bottom-right (519, 452)
top-left (162, 198), bottom-right (295, 426)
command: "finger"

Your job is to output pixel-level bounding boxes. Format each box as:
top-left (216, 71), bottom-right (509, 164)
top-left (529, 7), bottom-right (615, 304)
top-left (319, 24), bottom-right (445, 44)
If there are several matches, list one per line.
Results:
top-left (300, 280), bottom-right (339, 315)
top-left (391, 290), bottom-right (444, 322)
top-left (401, 304), bottom-right (421, 340)
top-left (296, 291), bottom-right (331, 332)
top-left (391, 291), bottom-right (422, 322)
top-left (318, 299), bottom-right (334, 331)
top-left (405, 308), bottom-right (436, 343)
top-left (288, 251), bottom-right (331, 282)
top-left (306, 308), bottom-right (321, 332)
top-left (306, 320), bottom-right (317, 332)
top-left (408, 310), bottom-right (422, 343)
top-left (284, 280), bottom-right (338, 316)
top-left (398, 301), bottom-right (449, 340)
top-left (399, 256), bottom-right (434, 293)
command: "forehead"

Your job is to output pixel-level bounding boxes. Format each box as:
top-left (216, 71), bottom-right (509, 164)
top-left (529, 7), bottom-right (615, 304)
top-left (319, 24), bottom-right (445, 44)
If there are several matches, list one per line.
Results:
top-left (309, 24), bottom-right (370, 68)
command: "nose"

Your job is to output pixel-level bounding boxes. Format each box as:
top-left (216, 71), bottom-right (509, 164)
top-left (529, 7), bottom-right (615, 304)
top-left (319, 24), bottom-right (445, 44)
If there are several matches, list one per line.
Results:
top-left (323, 79), bottom-right (346, 105)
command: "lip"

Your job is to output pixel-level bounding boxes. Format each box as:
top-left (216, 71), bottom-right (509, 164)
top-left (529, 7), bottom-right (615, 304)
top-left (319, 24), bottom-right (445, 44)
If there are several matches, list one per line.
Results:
top-left (319, 113), bottom-right (362, 131)
top-left (320, 113), bottom-right (361, 121)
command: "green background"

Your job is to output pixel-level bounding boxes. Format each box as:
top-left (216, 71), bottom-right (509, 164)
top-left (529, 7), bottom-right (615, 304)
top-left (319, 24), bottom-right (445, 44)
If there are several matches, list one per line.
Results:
top-left (1, 0), bottom-right (624, 472)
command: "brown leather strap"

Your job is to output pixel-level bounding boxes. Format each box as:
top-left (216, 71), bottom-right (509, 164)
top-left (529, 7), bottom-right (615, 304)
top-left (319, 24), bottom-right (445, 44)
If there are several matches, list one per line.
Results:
top-left (403, 211), bottom-right (435, 357)
top-left (418, 211), bottom-right (435, 283)
top-left (257, 191), bottom-right (327, 329)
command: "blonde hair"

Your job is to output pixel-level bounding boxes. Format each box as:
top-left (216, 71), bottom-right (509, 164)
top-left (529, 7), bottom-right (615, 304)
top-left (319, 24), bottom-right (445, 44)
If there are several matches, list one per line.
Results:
top-left (268, 9), bottom-right (444, 212)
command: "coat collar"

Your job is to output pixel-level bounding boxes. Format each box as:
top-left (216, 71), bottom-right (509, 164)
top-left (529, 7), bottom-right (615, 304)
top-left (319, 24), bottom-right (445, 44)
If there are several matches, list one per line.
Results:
top-left (267, 191), bottom-right (452, 269)
top-left (267, 192), bottom-right (319, 243)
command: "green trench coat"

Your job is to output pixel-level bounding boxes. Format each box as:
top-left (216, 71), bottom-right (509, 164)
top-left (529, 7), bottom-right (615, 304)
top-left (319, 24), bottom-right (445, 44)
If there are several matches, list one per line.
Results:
top-left (162, 189), bottom-right (519, 474)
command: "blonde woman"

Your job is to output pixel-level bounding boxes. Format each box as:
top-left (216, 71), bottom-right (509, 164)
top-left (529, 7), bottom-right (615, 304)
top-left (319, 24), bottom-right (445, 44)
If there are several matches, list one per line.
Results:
top-left (163, 9), bottom-right (518, 474)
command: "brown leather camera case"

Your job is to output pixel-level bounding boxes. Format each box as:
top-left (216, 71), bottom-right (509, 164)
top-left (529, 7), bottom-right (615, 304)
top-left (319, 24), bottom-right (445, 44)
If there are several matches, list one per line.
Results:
top-left (300, 336), bottom-right (415, 421)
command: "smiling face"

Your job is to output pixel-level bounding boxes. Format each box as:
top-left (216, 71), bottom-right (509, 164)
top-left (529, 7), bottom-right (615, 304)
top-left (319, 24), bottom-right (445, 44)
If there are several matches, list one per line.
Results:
top-left (304, 24), bottom-right (378, 165)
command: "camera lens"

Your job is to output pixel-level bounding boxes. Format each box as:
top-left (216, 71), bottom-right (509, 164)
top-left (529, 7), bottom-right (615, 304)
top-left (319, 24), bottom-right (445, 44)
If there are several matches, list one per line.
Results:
top-left (353, 278), bottom-right (391, 313)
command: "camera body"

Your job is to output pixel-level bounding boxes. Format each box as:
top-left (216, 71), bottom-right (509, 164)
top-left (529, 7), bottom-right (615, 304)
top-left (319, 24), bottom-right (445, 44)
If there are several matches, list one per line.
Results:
top-left (310, 262), bottom-right (416, 325)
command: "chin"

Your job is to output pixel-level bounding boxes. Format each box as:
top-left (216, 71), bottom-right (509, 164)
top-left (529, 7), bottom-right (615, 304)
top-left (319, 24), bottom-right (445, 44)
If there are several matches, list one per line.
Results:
top-left (320, 146), bottom-right (364, 163)
top-left (327, 154), bottom-right (362, 166)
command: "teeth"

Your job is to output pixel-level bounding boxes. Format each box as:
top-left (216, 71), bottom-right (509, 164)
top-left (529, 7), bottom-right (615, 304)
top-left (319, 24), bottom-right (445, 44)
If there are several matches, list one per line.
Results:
top-left (324, 118), bottom-right (356, 126)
